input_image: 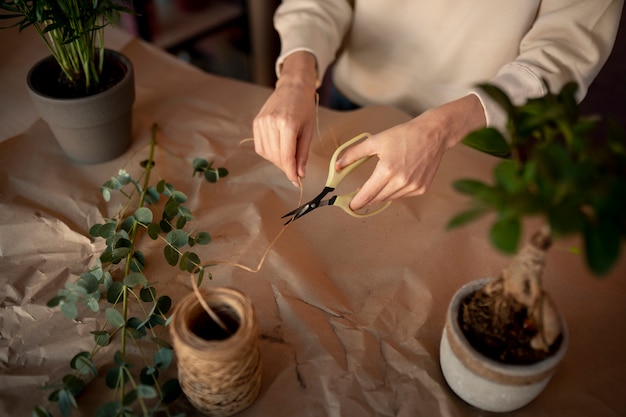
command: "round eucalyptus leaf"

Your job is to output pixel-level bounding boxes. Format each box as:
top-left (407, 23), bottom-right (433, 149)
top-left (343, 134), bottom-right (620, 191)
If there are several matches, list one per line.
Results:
top-left (123, 272), bottom-right (147, 288)
top-left (134, 207), bottom-right (153, 224)
top-left (95, 401), bottom-right (123, 417)
top-left (105, 307), bottom-right (125, 328)
top-left (161, 378), bottom-right (183, 403)
top-left (107, 281), bottom-right (124, 304)
top-left (166, 229), bottom-right (189, 248)
top-left (163, 245), bottom-right (179, 266)
top-left (195, 231), bottom-right (211, 245)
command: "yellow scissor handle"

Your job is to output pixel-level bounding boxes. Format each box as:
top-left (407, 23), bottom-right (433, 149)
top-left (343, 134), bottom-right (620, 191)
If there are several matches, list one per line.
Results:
top-left (326, 132), bottom-right (374, 188)
top-left (333, 191), bottom-right (392, 218)
top-left (326, 133), bottom-right (392, 218)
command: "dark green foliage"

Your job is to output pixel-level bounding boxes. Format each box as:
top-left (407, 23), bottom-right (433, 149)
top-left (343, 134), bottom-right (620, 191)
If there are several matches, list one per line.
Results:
top-left (0, 0), bottom-right (134, 92)
top-left (450, 82), bottom-right (626, 275)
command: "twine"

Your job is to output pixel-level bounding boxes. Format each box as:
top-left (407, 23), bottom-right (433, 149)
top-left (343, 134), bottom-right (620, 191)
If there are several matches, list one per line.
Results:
top-left (170, 287), bottom-right (262, 417)
top-left (171, 91), bottom-right (321, 416)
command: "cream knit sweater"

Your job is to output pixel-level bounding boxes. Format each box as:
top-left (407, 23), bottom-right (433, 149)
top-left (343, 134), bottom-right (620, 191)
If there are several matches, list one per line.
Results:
top-left (274, 0), bottom-right (623, 129)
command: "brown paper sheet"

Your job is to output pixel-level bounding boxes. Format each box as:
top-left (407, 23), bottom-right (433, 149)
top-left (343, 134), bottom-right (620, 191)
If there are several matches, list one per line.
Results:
top-left (1, 27), bottom-right (625, 417)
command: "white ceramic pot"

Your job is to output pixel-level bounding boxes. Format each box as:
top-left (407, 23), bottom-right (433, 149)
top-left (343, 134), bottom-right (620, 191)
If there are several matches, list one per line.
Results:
top-left (170, 287), bottom-right (262, 417)
top-left (440, 278), bottom-right (568, 412)
top-left (26, 49), bottom-right (134, 164)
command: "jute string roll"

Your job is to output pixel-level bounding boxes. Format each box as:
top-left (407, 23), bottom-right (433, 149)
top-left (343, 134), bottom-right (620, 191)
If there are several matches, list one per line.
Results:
top-left (170, 287), bottom-right (262, 417)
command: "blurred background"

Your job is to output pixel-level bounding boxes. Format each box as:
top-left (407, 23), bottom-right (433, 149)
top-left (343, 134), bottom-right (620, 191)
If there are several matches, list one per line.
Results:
top-left (119, 0), bottom-right (624, 126)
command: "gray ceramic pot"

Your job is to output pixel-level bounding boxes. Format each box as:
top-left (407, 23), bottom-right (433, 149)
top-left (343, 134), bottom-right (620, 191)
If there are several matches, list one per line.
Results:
top-left (27, 50), bottom-right (135, 164)
top-left (440, 278), bottom-right (569, 412)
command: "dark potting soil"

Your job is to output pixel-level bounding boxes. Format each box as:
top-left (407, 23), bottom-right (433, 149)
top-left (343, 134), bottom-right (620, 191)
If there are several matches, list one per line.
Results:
top-left (459, 289), bottom-right (563, 365)
top-left (29, 54), bottom-right (126, 99)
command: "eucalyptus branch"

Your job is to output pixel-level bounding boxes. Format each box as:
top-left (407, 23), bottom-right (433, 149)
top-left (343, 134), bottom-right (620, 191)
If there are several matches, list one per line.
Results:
top-left (37, 123), bottom-right (229, 417)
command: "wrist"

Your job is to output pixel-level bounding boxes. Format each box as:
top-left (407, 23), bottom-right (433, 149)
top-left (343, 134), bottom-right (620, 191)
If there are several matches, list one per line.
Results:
top-left (276, 51), bottom-right (318, 92)
top-left (439, 94), bottom-right (487, 149)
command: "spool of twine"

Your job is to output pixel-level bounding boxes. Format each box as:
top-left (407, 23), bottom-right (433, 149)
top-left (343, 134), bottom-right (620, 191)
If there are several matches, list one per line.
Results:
top-left (170, 287), bottom-right (262, 417)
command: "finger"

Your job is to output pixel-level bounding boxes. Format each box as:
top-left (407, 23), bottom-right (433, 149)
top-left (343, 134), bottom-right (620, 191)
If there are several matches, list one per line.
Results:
top-left (295, 123), bottom-right (313, 179)
top-left (276, 123), bottom-right (300, 185)
top-left (348, 164), bottom-right (390, 211)
top-left (335, 136), bottom-right (376, 171)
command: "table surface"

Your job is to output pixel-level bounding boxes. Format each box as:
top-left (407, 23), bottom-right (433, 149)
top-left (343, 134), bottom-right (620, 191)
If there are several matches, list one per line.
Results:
top-left (1, 27), bottom-right (625, 417)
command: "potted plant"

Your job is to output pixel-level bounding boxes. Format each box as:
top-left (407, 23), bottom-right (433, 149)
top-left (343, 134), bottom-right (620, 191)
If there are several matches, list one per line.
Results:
top-left (440, 82), bottom-right (626, 412)
top-left (0, 0), bottom-right (135, 164)
top-left (32, 124), bottom-right (261, 417)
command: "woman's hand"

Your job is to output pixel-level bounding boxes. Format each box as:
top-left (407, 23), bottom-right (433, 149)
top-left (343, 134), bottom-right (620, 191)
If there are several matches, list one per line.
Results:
top-left (336, 94), bottom-right (486, 211)
top-left (253, 51), bottom-right (318, 186)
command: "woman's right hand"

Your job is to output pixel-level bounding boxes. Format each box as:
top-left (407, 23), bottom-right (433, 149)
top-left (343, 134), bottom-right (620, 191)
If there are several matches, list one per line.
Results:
top-left (253, 51), bottom-right (319, 186)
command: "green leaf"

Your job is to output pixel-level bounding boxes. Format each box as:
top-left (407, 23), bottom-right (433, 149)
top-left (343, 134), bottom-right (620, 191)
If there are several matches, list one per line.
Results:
top-left (163, 245), bottom-right (179, 266)
top-left (171, 190), bottom-right (187, 203)
top-left (92, 330), bottom-right (111, 346)
top-left (195, 231), bottom-right (212, 245)
top-left (164, 199), bottom-right (180, 218)
top-left (452, 179), bottom-right (491, 196)
top-left (204, 169), bottom-right (219, 183)
top-left (77, 273), bottom-right (100, 294)
top-left (122, 389), bottom-right (138, 406)
top-left (61, 374), bottom-right (85, 397)
top-left (494, 160), bottom-right (523, 193)
top-left (130, 251), bottom-right (145, 272)
top-left (70, 352), bottom-right (98, 376)
top-left (61, 302), bottom-right (78, 320)
top-left (155, 296), bottom-right (172, 315)
top-left (126, 317), bottom-right (147, 339)
top-left (144, 186), bottom-right (160, 205)
top-left (584, 219), bottom-right (621, 275)
top-left (192, 158), bottom-right (209, 174)
top-left (33, 405), bottom-right (53, 417)
top-left (57, 389), bottom-right (77, 417)
top-left (95, 402), bottom-right (123, 417)
top-left (147, 222), bottom-right (161, 240)
top-left (161, 378), bottom-right (183, 403)
top-left (134, 207), bottom-right (153, 224)
top-left (123, 272), bottom-right (147, 287)
top-left (140, 286), bottom-right (157, 302)
top-left (489, 217), bottom-right (521, 254)
top-left (462, 127), bottom-right (510, 157)
top-left (140, 367), bottom-right (159, 385)
top-left (107, 281), bottom-right (124, 304)
top-left (167, 229), bottom-right (189, 248)
top-left (47, 295), bottom-right (65, 308)
top-left (105, 308), bottom-right (125, 328)
top-left (154, 348), bottom-right (173, 370)
top-left (446, 207), bottom-right (489, 229)
top-left (136, 385), bottom-right (157, 399)
top-left (180, 251), bottom-right (201, 272)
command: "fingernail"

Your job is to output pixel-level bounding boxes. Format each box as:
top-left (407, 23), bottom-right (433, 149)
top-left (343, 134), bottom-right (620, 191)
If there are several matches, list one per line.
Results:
top-left (291, 181), bottom-right (300, 188)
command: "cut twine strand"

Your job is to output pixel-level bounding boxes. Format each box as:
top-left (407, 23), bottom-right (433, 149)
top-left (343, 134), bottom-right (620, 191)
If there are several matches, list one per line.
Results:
top-left (189, 92), bottom-right (321, 332)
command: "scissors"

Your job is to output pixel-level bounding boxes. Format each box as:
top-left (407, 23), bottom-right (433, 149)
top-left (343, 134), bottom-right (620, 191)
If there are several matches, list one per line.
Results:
top-left (282, 133), bottom-right (391, 225)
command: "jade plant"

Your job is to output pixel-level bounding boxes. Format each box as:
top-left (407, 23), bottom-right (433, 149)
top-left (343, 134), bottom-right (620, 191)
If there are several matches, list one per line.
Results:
top-left (448, 82), bottom-right (626, 363)
top-left (0, 0), bottom-right (133, 95)
top-left (34, 124), bottom-right (229, 417)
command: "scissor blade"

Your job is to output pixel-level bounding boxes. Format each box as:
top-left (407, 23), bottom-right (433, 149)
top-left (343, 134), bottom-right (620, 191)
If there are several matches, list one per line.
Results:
top-left (281, 187), bottom-right (335, 225)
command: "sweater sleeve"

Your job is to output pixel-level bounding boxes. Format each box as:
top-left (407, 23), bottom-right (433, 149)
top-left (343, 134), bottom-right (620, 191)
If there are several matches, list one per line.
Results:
top-left (472, 0), bottom-right (623, 130)
top-left (273, 0), bottom-right (353, 86)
